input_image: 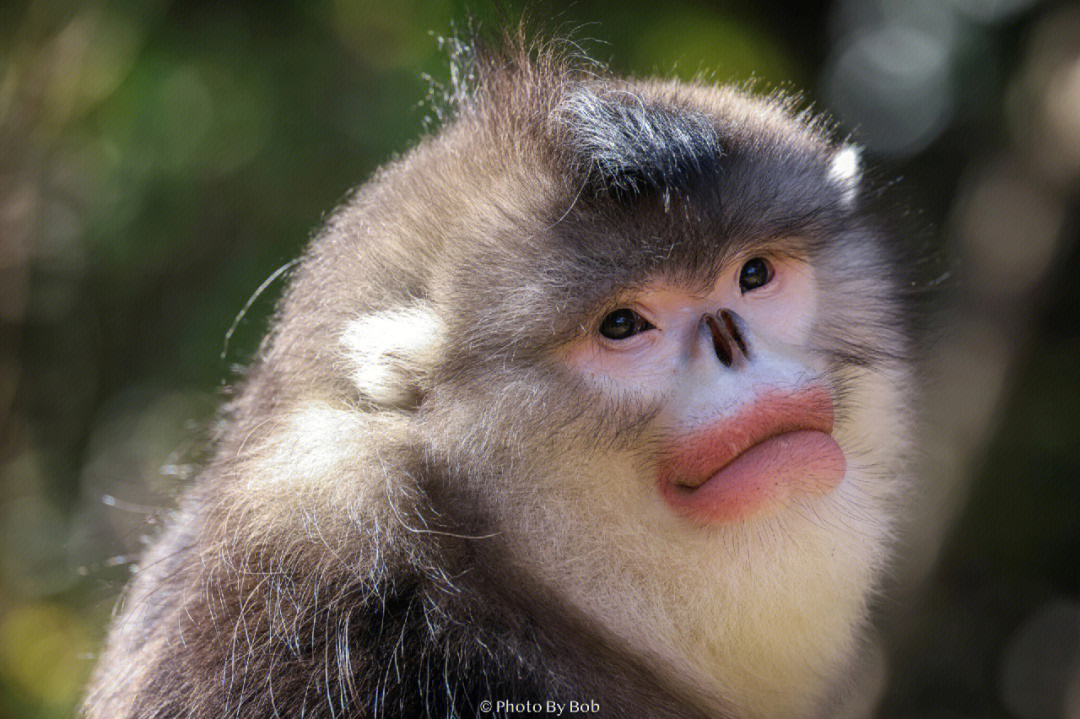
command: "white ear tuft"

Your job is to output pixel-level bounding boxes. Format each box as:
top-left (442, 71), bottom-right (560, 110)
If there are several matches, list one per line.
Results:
top-left (828, 145), bottom-right (862, 209)
top-left (340, 305), bottom-right (442, 408)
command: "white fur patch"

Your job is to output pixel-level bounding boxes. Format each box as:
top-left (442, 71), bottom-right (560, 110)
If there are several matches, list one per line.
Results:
top-left (829, 145), bottom-right (863, 208)
top-left (340, 305), bottom-right (442, 407)
top-left (237, 402), bottom-right (407, 538)
top-left (243, 403), bottom-right (364, 491)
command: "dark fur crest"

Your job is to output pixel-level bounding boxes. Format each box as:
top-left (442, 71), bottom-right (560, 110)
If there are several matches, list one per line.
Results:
top-left (562, 86), bottom-right (726, 199)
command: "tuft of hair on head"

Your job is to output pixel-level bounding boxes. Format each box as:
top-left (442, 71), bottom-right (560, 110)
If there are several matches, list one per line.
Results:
top-left (559, 84), bottom-right (726, 199)
top-left (431, 20), bottom-right (600, 132)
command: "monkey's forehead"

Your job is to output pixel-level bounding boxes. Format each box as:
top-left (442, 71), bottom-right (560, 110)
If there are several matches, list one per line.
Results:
top-left (435, 69), bottom-right (860, 262)
top-left (428, 76), bottom-right (860, 296)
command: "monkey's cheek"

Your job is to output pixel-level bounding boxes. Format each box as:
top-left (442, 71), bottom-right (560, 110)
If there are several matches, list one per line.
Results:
top-left (659, 431), bottom-right (846, 524)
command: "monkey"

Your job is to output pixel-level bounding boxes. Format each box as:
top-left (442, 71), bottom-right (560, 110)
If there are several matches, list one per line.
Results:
top-left (82, 33), bottom-right (920, 719)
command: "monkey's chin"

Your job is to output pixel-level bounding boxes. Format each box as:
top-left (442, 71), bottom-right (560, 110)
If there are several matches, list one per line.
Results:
top-left (659, 430), bottom-right (846, 523)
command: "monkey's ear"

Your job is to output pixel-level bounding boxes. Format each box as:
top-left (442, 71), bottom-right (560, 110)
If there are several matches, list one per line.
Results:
top-left (828, 144), bottom-right (862, 209)
top-left (340, 304), bottom-right (443, 409)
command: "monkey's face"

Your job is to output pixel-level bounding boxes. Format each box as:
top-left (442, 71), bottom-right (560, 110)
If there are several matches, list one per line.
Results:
top-left (563, 254), bottom-right (844, 524)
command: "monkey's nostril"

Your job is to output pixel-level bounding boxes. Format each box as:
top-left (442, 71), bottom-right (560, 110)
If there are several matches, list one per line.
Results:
top-left (703, 313), bottom-right (733, 367)
top-left (719, 309), bottom-right (750, 360)
top-left (703, 310), bottom-right (750, 368)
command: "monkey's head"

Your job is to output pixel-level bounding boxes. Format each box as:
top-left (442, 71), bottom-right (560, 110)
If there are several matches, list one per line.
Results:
top-left (236, 42), bottom-right (916, 718)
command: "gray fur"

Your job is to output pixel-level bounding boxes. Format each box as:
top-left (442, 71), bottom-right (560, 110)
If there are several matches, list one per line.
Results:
top-left (82, 31), bottom-right (921, 719)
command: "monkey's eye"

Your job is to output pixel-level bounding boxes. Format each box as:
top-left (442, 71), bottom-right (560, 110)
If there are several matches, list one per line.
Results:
top-left (599, 309), bottom-right (653, 340)
top-left (738, 258), bottom-right (774, 293)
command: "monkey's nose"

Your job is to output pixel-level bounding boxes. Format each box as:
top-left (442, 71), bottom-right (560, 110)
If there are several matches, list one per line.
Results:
top-left (702, 310), bottom-right (750, 368)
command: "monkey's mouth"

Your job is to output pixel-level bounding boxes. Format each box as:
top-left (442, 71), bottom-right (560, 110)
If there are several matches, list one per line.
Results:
top-left (657, 388), bottom-right (846, 524)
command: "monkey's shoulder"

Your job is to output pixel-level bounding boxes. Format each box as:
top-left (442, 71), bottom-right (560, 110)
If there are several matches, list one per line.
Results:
top-left (84, 486), bottom-right (708, 719)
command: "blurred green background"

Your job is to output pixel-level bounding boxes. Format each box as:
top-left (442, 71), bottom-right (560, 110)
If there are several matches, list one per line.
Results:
top-left (2, 1), bottom-right (1079, 717)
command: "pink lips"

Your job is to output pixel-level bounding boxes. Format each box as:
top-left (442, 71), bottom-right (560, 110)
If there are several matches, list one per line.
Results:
top-left (657, 387), bottom-right (846, 523)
